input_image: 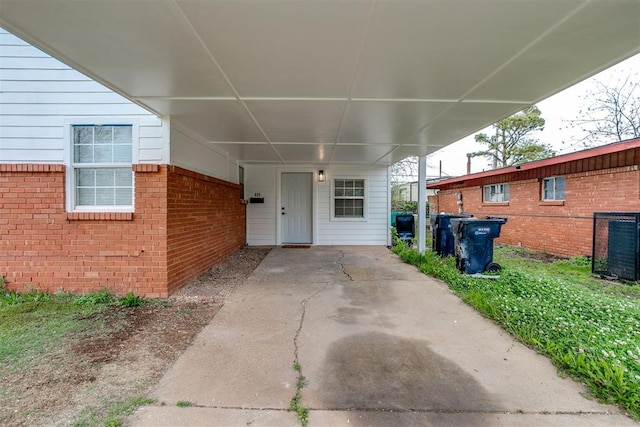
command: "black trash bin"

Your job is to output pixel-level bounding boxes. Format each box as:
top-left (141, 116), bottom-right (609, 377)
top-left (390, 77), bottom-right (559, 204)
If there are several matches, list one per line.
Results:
top-left (430, 213), bottom-right (473, 257)
top-left (449, 217), bottom-right (507, 274)
top-left (395, 214), bottom-right (415, 245)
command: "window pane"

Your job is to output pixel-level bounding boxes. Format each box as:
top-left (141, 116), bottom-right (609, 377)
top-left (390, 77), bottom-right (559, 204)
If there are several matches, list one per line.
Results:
top-left (76, 169), bottom-right (95, 186)
top-left (115, 169), bottom-right (132, 186)
top-left (95, 188), bottom-right (114, 205)
top-left (95, 169), bottom-right (114, 186)
top-left (335, 188), bottom-right (344, 197)
top-left (94, 126), bottom-right (112, 144)
top-left (113, 126), bottom-right (132, 144)
top-left (115, 188), bottom-right (132, 205)
top-left (75, 145), bottom-right (93, 163)
top-left (94, 144), bottom-right (113, 163)
top-left (77, 188), bottom-right (95, 206)
top-left (75, 168), bottom-right (132, 206)
top-left (556, 177), bottom-right (565, 200)
top-left (73, 126), bottom-right (93, 145)
top-left (543, 179), bottom-right (552, 199)
top-left (113, 144), bottom-right (132, 162)
top-left (484, 184), bottom-right (508, 202)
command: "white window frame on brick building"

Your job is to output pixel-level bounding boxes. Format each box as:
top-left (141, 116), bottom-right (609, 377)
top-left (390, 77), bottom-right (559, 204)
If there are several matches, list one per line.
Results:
top-left (483, 183), bottom-right (509, 203)
top-left (542, 176), bottom-right (565, 201)
top-left (331, 178), bottom-right (368, 221)
top-left (64, 119), bottom-right (139, 212)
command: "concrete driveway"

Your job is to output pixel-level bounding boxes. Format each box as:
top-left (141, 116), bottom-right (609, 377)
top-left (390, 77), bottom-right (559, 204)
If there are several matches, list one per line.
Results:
top-left (130, 246), bottom-right (636, 426)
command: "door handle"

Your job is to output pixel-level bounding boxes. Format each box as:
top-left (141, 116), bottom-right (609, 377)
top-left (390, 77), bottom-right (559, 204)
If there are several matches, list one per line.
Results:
top-left (282, 212), bottom-right (287, 215)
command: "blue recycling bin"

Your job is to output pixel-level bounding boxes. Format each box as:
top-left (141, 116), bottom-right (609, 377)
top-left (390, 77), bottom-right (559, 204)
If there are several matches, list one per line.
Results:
top-left (449, 217), bottom-right (507, 274)
top-left (430, 213), bottom-right (473, 257)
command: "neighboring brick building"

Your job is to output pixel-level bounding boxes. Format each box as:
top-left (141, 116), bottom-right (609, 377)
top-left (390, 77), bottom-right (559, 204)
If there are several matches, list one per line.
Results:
top-left (428, 138), bottom-right (640, 258)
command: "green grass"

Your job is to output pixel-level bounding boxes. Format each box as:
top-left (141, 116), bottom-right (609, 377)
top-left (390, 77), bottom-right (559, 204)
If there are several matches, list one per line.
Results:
top-left (0, 289), bottom-right (154, 426)
top-left (0, 291), bottom-right (100, 369)
top-left (73, 396), bottom-right (155, 427)
top-left (392, 241), bottom-right (640, 419)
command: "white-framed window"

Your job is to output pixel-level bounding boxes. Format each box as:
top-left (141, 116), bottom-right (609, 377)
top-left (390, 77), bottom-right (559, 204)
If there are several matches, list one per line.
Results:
top-left (332, 178), bottom-right (367, 220)
top-left (66, 122), bottom-right (138, 212)
top-left (483, 183), bottom-right (509, 203)
top-left (542, 176), bottom-right (565, 201)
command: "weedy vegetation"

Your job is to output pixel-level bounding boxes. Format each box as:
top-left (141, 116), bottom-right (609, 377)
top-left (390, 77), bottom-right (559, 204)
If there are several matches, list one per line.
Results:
top-left (0, 288), bottom-right (153, 426)
top-left (391, 240), bottom-right (640, 419)
top-left (289, 362), bottom-right (309, 426)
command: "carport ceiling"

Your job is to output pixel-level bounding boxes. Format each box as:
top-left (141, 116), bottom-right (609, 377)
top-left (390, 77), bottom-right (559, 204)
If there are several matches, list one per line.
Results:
top-left (1, 0), bottom-right (639, 166)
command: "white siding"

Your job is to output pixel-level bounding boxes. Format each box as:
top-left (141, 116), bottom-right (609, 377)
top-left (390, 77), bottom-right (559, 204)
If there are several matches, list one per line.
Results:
top-left (0, 28), bottom-right (166, 164)
top-left (169, 125), bottom-right (239, 183)
top-left (244, 164), bottom-right (390, 246)
top-left (316, 165), bottom-right (389, 245)
top-left (245, 165), bottom-right (279, 246)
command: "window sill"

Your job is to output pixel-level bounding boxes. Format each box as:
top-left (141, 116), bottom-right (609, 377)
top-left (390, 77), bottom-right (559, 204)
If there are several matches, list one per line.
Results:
top-left (539, 200), bottom-right (565, 206)
top-left (481, 202), bottom-right (509, 207)
top-left (66, 212), bottom-right (134, 221)
top-left (330, 217), bottom-right (367, 222)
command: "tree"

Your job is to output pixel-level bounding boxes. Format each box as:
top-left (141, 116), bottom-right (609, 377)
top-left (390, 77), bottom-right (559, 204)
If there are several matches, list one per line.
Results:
top-left (473, 106), bottom-right (552, 169)
top-left (390, 156), bottom-right (418, 185)
top-left (571, 72), bottom-right (640, 147)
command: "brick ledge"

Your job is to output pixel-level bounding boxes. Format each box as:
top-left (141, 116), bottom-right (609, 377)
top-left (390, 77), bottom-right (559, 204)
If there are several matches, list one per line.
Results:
top-left (0, 164), bottom-right (65, 173)
top-left (66, 212), bottom-right (134, 221)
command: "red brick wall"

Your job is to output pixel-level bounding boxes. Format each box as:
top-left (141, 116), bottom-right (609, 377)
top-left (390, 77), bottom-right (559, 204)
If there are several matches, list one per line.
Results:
top-left (435, 166), bottom-right (640, 257)
top-left (0, 164), bottom-right (246, 297)
top-left (166, 166), bottom-right (246, 294)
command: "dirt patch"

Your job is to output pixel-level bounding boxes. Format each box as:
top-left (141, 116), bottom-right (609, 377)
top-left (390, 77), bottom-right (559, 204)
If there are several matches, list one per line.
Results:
top-left (0, 246), bottom-right (270, 427)
top-left (496, 244), bottom-right (566, 263)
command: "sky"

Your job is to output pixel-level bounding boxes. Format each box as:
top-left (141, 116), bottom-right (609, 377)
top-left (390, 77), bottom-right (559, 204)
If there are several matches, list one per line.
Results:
top-left (426, 53), bottom-right (640, 178)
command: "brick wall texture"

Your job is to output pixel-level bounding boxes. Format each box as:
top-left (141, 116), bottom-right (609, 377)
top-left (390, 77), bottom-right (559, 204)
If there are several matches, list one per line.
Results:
top-left (435, 165), bottom-right (640, 258)
top-left (0, 164), bottom-right (245, 297)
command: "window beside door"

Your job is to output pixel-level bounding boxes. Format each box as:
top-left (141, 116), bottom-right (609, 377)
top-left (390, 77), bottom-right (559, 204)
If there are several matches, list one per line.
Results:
top-left (332, 178), bottom-right (367, 220)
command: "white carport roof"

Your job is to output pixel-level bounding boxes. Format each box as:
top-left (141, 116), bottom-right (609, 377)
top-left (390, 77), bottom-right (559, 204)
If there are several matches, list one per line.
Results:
top-left (1, 0), bottom-right (639, 166)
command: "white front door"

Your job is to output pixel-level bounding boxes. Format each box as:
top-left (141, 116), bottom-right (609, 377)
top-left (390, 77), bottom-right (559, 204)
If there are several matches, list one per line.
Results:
top-left (281, 172), bottom-right (312, 244)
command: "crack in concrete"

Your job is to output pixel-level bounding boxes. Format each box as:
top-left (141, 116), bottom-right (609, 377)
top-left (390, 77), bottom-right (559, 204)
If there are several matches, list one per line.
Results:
top-left (293, 282), bottom-right (330, 366)
top-left (299, 408), bottom-right (627, 416)
top-left (335, 250), bottom-right (354, 281)
top-left (142, 404), bottom-right (620, 416)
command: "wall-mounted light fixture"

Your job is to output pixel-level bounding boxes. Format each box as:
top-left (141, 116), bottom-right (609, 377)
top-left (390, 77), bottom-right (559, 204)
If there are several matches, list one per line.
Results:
top-left (318, 170), bottom-right (325, 183)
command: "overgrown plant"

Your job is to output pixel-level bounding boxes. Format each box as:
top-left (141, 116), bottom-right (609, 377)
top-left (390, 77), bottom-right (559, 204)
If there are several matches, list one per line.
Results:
top-left (74, 288), bottom-right (113, 305)
top-left (289, 362), bottom-right (309, 426)
top-left (119, 292), bottom-right (146, 308)
top-left (391, 242), bottom-right (640, 419)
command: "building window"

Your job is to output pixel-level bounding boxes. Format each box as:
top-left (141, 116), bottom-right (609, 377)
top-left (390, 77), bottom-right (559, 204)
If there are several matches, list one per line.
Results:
top-left (542, 176), bottom-right (565, 201)
top-left (483, 183), bottom-right (509, 203)
top-left (333, 179), bottom-right (365, 219)
top-left (71, 124), bottom-right (134, 210)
